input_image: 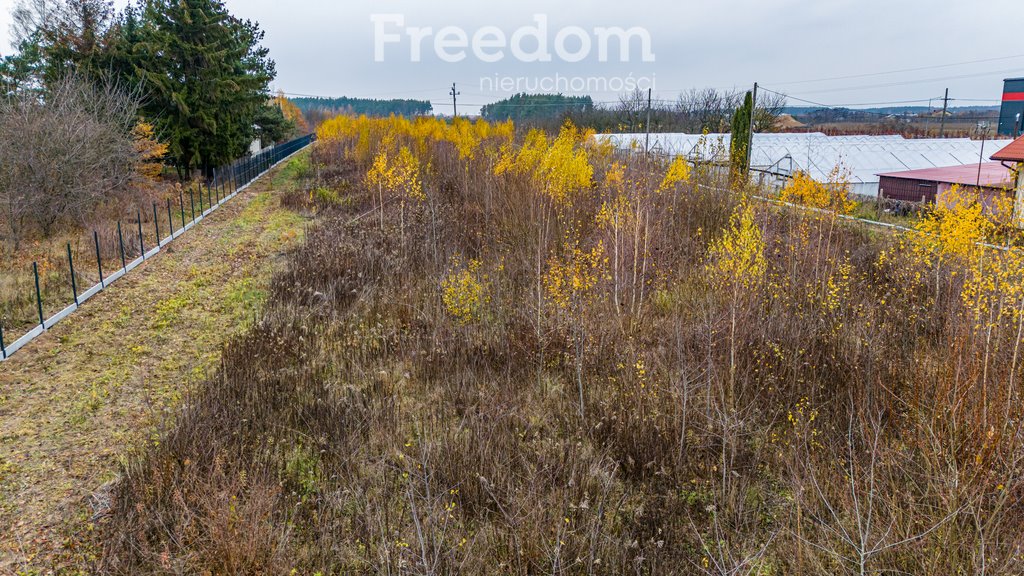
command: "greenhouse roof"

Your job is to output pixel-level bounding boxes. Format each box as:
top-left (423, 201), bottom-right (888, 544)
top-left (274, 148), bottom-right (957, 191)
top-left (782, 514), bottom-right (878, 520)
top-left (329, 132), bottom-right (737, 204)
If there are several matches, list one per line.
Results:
top-left (604, 132), bottom-right (1008, 185)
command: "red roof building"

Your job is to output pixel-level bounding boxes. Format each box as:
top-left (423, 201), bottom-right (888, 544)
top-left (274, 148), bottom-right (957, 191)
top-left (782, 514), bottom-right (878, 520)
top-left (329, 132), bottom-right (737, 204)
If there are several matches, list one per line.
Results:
top-left (991, 135), bottom-right (1024, 227)
top-left (991, 135), bottom-right (1024, 163)
top-left (877, 163), bottom-right (1013, 205)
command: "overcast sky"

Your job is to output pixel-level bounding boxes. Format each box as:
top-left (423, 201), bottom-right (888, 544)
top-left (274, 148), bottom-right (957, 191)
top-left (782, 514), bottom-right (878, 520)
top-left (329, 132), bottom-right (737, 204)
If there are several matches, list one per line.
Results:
top-left (0, 0), bottom-right (1021, 115)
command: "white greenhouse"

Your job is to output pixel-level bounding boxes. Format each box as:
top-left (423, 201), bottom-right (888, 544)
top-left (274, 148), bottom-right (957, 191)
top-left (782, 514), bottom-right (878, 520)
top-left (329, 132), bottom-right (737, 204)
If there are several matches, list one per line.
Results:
top-left (604, 132), bottom-right (1008, 198)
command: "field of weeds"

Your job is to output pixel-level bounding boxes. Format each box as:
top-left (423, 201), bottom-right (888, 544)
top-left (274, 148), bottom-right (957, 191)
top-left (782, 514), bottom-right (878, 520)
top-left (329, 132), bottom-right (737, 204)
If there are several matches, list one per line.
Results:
top-left (98, 116), bottom-right (1024, 574)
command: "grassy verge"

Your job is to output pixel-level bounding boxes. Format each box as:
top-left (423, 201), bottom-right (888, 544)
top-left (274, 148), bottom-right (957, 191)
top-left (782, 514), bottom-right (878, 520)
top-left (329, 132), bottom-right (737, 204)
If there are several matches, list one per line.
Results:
top-left (0, 152), bottom-right (310, 573)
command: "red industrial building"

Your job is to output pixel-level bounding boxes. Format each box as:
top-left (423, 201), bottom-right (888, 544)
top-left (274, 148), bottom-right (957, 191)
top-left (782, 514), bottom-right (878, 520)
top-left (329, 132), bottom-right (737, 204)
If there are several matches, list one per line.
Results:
top-left (877, 163), bottom-right (1014, 206)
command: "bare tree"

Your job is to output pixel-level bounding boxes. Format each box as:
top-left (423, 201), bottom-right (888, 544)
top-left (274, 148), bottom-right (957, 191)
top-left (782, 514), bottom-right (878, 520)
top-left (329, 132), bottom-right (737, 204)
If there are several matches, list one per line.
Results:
top-left (11, 0), bottom-right (57, 46)
top-left (616, 88), bottom-right (648, 133)
top-left (794, 412), bottom-right (960, 576)
top-left (0, 74), bottom-right (145, 248)
top-left (753, 90), bottom-right (788, 133)
top-left (676, 88), bottom-right (743, 134)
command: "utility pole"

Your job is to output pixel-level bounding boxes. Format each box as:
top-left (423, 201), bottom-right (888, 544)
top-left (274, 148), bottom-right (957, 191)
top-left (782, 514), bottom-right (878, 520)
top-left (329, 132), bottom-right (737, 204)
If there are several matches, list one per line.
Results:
top-left (976, 122), bottom-right (989, 188)
top-left (939, 88), bottom-right (950, 138)
top-left (644, 87), bottom-right (652, 157)
top-left (746, 82), bottom-right (758, 174)
top-left (450, 82), bottom-right (460, 118)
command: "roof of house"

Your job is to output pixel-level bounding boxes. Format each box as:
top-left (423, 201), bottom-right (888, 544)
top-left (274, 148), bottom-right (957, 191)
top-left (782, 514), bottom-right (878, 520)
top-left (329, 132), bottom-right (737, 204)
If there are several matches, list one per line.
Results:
top-left (877, 162), bottom-right (1013, 188)
top-left (991, 135), bottom-right (1024, 162)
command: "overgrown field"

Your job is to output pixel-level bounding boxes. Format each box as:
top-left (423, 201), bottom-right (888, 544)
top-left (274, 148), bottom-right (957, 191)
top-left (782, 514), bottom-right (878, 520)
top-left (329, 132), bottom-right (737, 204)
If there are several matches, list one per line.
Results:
top-left (98, 117), bottom-right (1024, 574)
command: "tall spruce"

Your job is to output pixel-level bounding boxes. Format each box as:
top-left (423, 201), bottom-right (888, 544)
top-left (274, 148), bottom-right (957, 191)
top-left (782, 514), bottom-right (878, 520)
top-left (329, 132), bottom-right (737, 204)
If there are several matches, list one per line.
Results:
top-left (133, 0), bottom-right (276, 177)
top-left (730, 91), bottom-right (752, 180)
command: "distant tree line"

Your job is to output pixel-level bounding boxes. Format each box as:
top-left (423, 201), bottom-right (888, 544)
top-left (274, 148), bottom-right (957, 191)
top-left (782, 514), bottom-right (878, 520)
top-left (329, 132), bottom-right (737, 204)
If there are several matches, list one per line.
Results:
top-left (290, 97), bottom-right (433, 124)
top-left (480, 93), bottom-right (594, 123)
top-left (502, 88), bottom-right (787, 135)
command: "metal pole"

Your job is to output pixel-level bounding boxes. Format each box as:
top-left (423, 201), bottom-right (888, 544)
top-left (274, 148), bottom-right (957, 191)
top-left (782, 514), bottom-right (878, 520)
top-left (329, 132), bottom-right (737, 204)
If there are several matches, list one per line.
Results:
top-left (977, 129), bottom-right (987, 188)
top-left (197, 184), bottom-right (204, 214)
top-left (746, 82), bottom-right (758, 175)
top-left (168, 198), bottom-right (174, 238)
top-left (67, 243), bottom-right (78, 305)
top-left (644, 87), bottom-right (652, 157)
top-left (179, 191), bottom-right (186, 229)
top-left (94, 230), bottom-right (104, 288)
top-left (938, 88), bottom-right (950, 138)
top-left (153, 202), bottom-right (160, 245)
top-left (137, 210), bottom-right (145, 257)
top-left (189, 190), bottom-right (196, 222)
top-left (0, 320), bottom-right (6, 359)
top-left (117, 221), bottom-right (127, 271)
top-left (33, 262), bottom-right (44, 327)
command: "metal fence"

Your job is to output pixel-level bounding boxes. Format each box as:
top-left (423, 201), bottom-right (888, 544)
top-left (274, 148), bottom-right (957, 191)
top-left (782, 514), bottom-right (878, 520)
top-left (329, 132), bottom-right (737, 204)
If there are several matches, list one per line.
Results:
top-left (0, 133), bottom-right (315, 362)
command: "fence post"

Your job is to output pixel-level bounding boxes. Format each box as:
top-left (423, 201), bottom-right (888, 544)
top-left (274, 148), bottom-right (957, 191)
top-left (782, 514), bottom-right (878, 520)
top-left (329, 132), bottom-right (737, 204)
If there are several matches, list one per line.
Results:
top-left (197, 184), bottom-right (204, 214)
top-left (153, 202), bottom-right (160, 246)
top-left (137, 210), bottom-right (145, 257)
top-left (179, 191), bottom-right (186, 229)
top-left (94, 230), bottom-right (104, 288)
top-left (189, 190), bottom-right (196, 222)
top-left (33, 262), bottom-right (44, 328)
top-left (117, 221), bottom-right (127, 271)
top-left (0, 321), bottom-right (6, 359)
top-left (67, 243), bottom-right (78, 306)
top-left (167, 198), bottom-right (174, 239)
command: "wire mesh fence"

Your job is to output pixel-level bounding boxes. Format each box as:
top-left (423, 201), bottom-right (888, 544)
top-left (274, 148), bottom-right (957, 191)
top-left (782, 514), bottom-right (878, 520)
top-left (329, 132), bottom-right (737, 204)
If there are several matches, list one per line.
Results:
top-left (0, 133), bottom-right (314, 361)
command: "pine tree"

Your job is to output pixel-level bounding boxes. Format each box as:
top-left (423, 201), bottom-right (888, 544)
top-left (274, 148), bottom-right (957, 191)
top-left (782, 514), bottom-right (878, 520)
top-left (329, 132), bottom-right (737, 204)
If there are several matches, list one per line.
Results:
top-left (730, 91), bottom-right (752, 181)
top-left (132, 0), bottom-right (276, 177)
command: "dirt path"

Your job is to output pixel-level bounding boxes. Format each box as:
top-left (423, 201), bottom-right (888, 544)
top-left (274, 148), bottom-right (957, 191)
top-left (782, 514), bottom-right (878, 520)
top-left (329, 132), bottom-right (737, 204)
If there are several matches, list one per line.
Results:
top-left (0, 158), bottom-right (308, 573)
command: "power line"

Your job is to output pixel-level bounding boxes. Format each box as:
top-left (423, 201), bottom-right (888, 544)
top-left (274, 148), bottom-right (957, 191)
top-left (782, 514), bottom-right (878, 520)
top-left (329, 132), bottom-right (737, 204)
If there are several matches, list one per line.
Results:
top-left (791, 66), bottom-right (1024, 96)
top-left (759, 88), bottom-right (954, 117)
top-left (762, 54), bottom-right (1024, 87)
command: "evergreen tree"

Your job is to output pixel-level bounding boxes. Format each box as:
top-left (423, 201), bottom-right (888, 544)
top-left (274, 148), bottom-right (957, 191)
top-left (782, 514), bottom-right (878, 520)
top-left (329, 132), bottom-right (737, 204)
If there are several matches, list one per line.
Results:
top-left (0, 35), bottom-right (46, 96)
top-left (131, 0), bottom-right (276, 177)
top-left (730, 91), bottom-right (752, 180)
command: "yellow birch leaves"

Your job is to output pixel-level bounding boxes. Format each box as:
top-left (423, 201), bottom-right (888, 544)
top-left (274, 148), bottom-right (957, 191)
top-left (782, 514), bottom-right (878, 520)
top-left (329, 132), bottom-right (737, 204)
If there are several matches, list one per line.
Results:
top-left (709, 200), bottom-right (767, 290)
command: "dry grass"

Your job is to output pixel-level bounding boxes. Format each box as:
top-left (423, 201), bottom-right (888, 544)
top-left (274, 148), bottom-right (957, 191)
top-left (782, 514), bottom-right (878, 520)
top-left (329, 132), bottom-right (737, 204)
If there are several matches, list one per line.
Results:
top-left (0, 157), bottom-right (308, 573)
top-left (96, 120), bottom-right (1024, 575)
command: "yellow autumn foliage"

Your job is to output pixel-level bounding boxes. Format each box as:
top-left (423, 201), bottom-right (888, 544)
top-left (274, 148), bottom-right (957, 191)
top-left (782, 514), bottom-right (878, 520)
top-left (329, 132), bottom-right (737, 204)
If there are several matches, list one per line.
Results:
top-left (544, 238), bottom-right (606, 312)
top-left (708, 200), bottom-right (767, 290)
top-left (133, 122), bottom-right (167, 181)
top-left (442, 258), bottom-right (489, 324)
top-left (535, 123), bottom-right (594, 207)
top-left (779, 166), bottom-right (854, 215)
top-left (657, 156), bottom-right (691, 193)
top-left (913, 184), bottom-right (994, 261)
top-left (273, 91), bottom-right (309, 134)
